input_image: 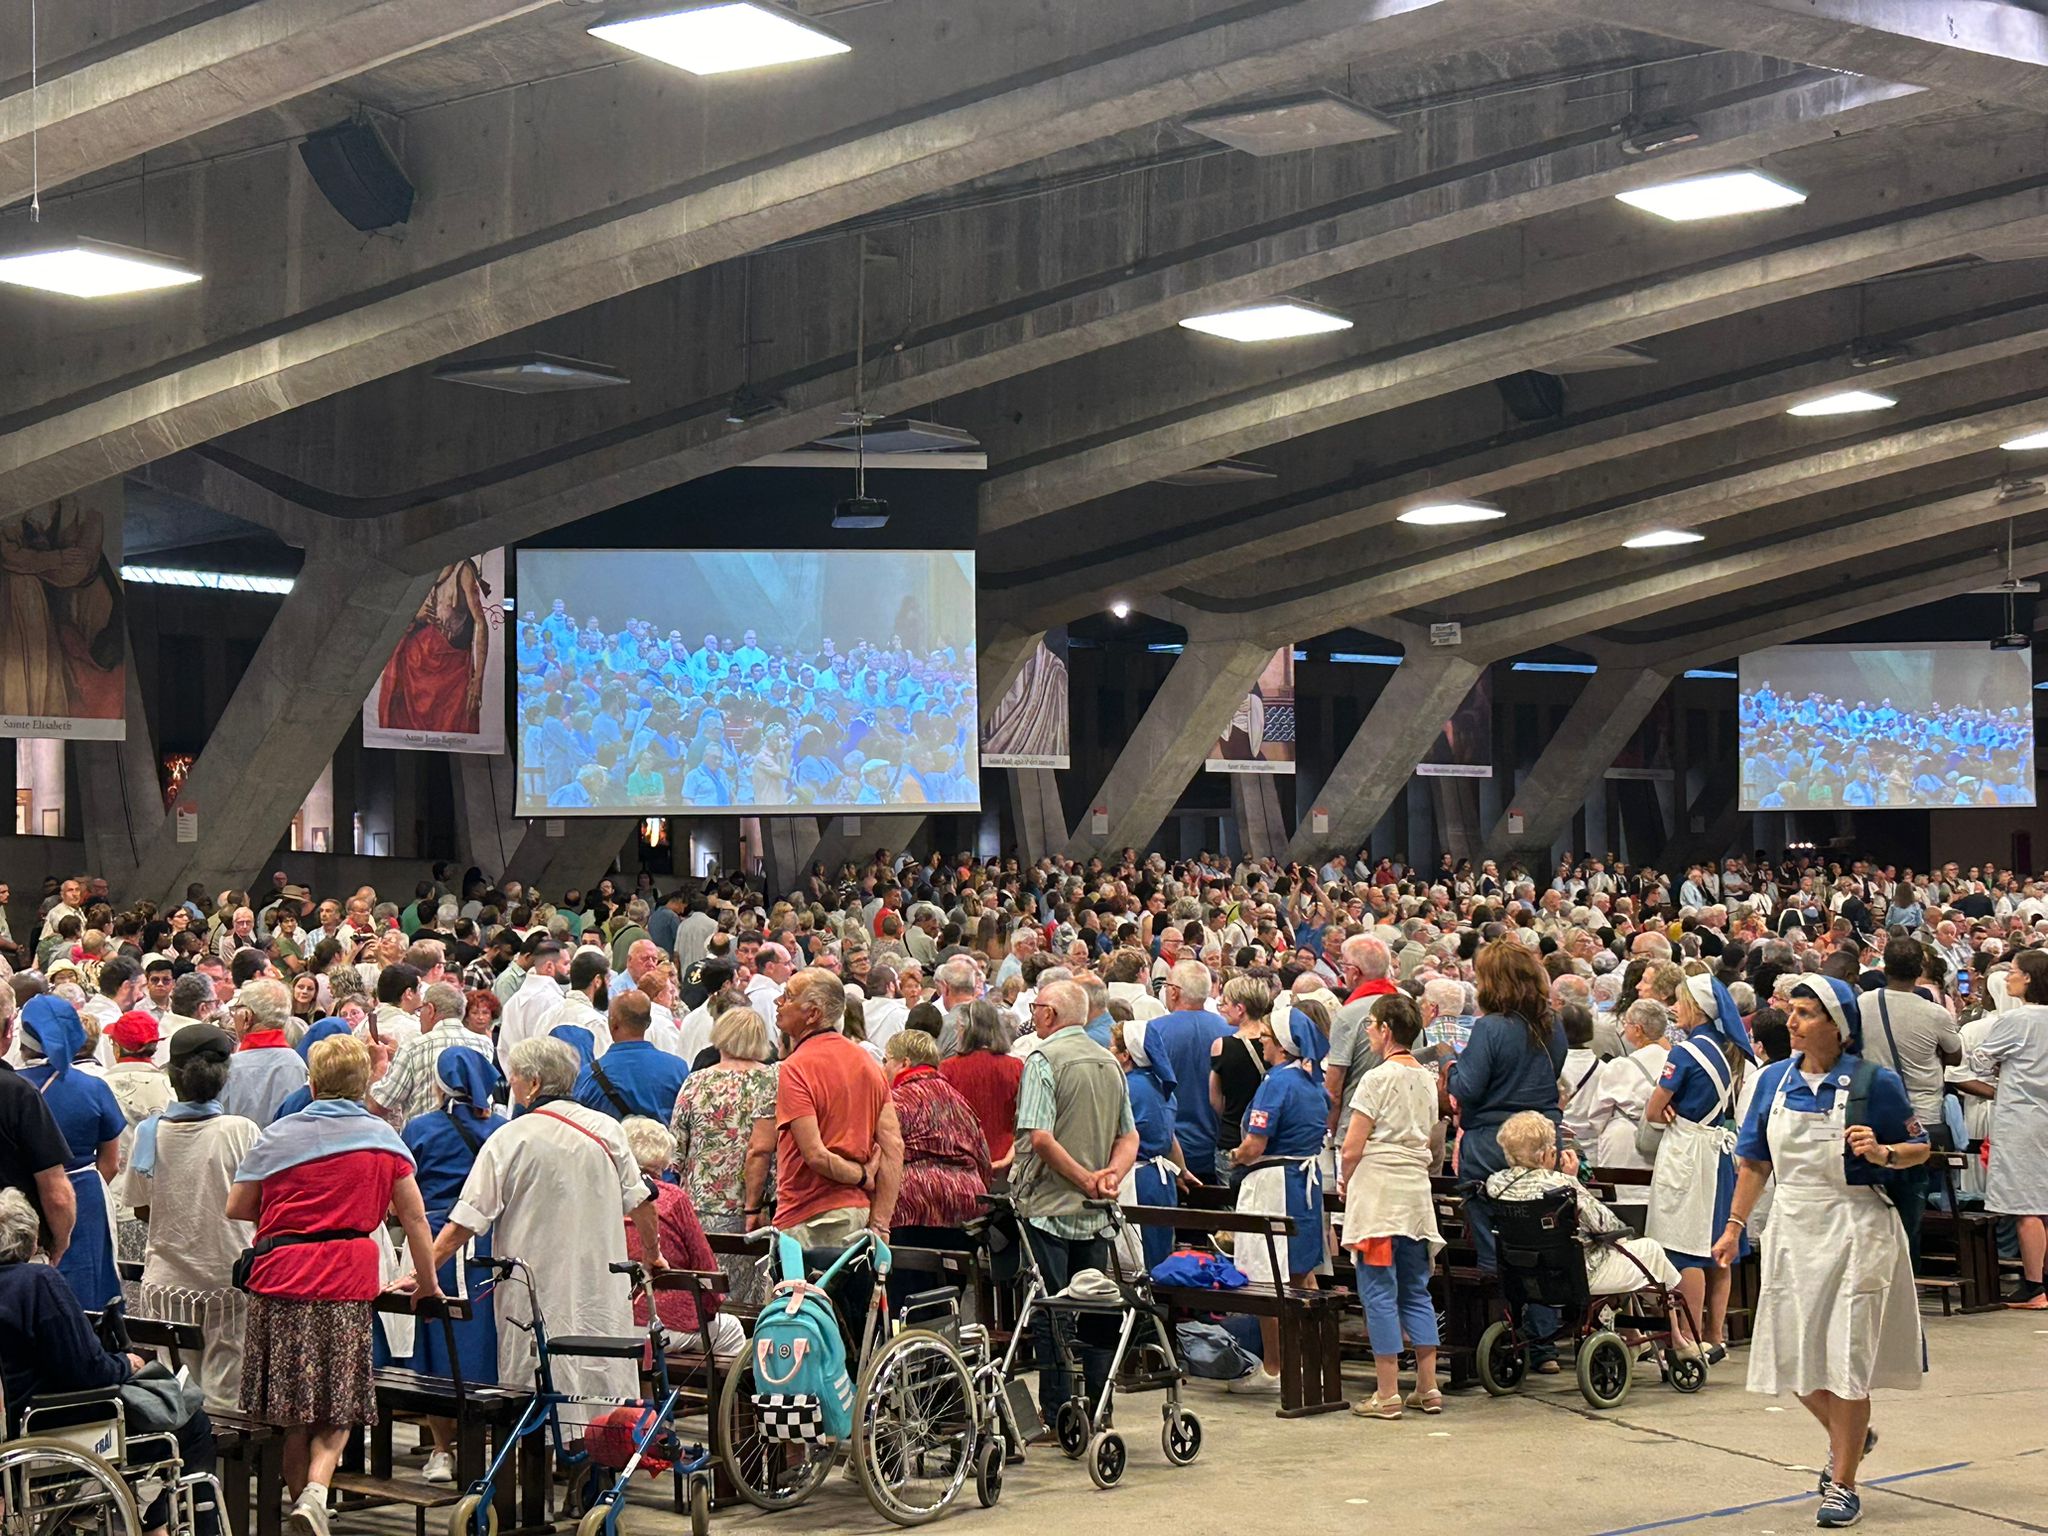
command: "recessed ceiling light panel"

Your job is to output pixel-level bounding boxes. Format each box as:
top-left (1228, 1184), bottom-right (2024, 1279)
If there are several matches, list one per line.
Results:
top-left (811, 418), bottom-right (980, 454)
top-left (589, 2), bottom-right (849, 75)
top-left (1615, 169), bottom-right (1806, 222)
top-left (1623, 529), bottom-right (1706, 549)
top-left (1183, 89), bottom-right (1399, 156)
top-left (1786, 390), bottom-right (1896, 418)
top-left (1398, 503), bottom-right (1505, 526)
top-left (0, 235), bottom-right (201, 298)
top-left (2003, 429), bottom-right (2048, 451)
top-left (1544, 343), bottom-right (1657, 374)
top-left (433, 352), bottom-right (630, 393)
top-left (1179, 301), bottom-right (1352, 342)
top-left (1153, 460), bottom-right (1279, 486)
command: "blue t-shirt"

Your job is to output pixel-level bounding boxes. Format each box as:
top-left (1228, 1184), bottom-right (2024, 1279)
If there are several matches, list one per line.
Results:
top-left (1243, 1062), bottom-right (1329, 1160)
top-left (1148, 1009), bottom-right (1232, 1166)
top-left (1734, 1054), bottom-right (1927, 1188)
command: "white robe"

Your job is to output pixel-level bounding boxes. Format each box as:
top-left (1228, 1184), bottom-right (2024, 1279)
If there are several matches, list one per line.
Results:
top-left (537, 993), bottom-right (612, 1058)
top-left (449, 1100), bottom-right (650, 1426)
top-left (496, 971), bottom-right (567, 1075)
top-left (1587, 1044), bottom-right (1668, 1173)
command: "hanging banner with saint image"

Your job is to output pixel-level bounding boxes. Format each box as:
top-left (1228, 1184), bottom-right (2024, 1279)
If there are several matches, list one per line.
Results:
top-left (1205, 648), bottom-right (1296, 774)
top-left (0, 482), bottom-right (126, 740)
top-left (363, 549), bottom-right (507, 754)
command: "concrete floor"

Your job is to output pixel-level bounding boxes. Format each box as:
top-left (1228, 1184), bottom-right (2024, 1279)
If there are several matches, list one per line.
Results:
top-left (355, 1309), bottom-right (2047, 1536)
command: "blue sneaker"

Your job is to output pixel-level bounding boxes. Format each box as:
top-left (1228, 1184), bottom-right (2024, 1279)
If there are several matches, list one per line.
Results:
top-left (1816, 1482), bottom-right (1863, 1528)
top-left (1818, 1428), bottom-right (1877, 1493)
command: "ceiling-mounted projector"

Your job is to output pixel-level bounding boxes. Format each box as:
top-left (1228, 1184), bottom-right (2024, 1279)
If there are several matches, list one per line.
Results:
top-left (1991, 632), bottom-right (2031, 651)
top-left (833, 495), bottom-right (890, 530)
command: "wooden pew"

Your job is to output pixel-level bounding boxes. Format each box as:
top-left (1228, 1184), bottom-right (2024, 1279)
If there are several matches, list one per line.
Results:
top-left (1917, 1149), bottom-right (2004, 1312)
top-left (1118, 1203), bottom-right (1351, 1418)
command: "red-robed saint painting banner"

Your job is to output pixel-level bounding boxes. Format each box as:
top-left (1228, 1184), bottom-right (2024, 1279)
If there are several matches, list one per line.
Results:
top-left (363, 549), bottom-right (506, 754)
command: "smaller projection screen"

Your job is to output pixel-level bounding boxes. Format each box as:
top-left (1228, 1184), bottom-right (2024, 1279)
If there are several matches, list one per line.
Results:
top-left (1738, 643), bottom-right (2035, 811)
top-left (515, 549), bottom-right (979, 815)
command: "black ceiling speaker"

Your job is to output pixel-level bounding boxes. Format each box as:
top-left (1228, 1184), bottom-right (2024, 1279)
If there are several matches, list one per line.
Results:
top-left (1496, 369), bottom-right (1566, 422)
top-left (299, 119), bottom-right (415, 232)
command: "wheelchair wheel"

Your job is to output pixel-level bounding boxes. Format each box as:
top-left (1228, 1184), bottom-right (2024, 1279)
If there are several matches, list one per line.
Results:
top-left (715, 1354), bottom-right (834, 1510)
top-left (1161, 1407), bottom-right (1202, 1466)
top-left (574, 1499), bottom-right (617, 1536)
top-left (974, 1438), bottom-right (1004, 1507)
top-left (852, 1328), bottom-right (977, 1526)
top-left (0, 1437), bottom-right (144, 1536)
top-left (1054, 1399), bottom-right (1089, 1459)
top-left (1085, 1430), bottom-right (1126, 1490)
top-left (1667, 1350), bottom-right (1708, 1395)
top-left (688, 1477), bottom-right (711, 1536)
top-left (1575, 1331), bottom-right (1633, 1410)
top-left (447, 1494), bottom-right (498, 1536)
top-left (1476, 1321), bottom-right (1527, 1396)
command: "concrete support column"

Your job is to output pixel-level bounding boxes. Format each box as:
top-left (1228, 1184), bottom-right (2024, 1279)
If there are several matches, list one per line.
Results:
top-left (1287, 653), bottom-right (1487, 862)
top-left (502, 817), bottom-right (635, 899)
top-left (1488, 668), bottom-right (1672, 863)
top-left (761, 817), bottom-right (823, 900)
top-left (452, 755), bottom-right (523, 880)
top-left (1065, 637), bottom-right (1273, 861)
top-left (1006, 768), bottom-right (1065, 865)
top-left (129, 544), bottom-right (433, 902)
top-left (809, 816), bottom-right (925, 876)
top-left (1230, 774), bottom-right (1289, 861)
top-left (77, 637), bottom-right (163, 890)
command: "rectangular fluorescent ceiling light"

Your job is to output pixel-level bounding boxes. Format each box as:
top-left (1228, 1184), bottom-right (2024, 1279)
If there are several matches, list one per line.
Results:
top-left (123, 565), bottom-right (293, 594)
top-left (1786, 390), bottom-right (1895, 417)
top-left (2003, 429), bottom-right (2048, 451)
top-left (811, 418), bottom-right (980, 454)
top-left (0, 236), bottom-right (201, 298)
top-left (1623, 529), bottom-right (1706, 549)
top-left (1685, 668), bottom-right (1738, 680)
top-left (1182, 89), bottom-right (1398, 156)
top-left (1329, 652), bottom-right (1402, 666)
top-left (1512, 662), bottom-right (1598, 674)
top-left (1398, 502), bottom-right (1504, 527)
top-left (1179, 301), bottom-right (1351, 342)
top-left (588, 2), bottom-right (849, 75)
top-left (1543, 343), bottom-right (1657, 374)
top-left (1615, 170), bottom-right (1806, 223)
top-left (1146, 643), bottom-right (1185, 654)
top-left (1153, 459), bottom-right (1278, 487)
top-left (433, 352), bottom-right (629, 393)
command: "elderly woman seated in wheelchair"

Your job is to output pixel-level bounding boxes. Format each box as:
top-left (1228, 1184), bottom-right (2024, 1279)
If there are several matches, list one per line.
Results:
top-left (0, 1187), bottom-right (220, 1536)
top-left (1471, 1112), bottom-right (1707, 1408)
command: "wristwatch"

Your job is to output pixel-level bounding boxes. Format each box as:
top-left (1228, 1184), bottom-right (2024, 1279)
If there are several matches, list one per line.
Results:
top-left (1878, 1145), bottom-right (1893, 1166)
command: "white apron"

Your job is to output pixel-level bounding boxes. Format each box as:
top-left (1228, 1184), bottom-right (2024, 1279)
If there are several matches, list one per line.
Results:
top-left (1340, 1140), bottom-right (1443, 1256)
top-left (1746, 1065), bottom-right (1922, 1399)
top-left (1113, 1155), bottom-right (1180, 1276)
top-left (1646, 1039), bottom-right (1735, 1257)
top-left (1233, 1157), bottom-right (1331, 1285)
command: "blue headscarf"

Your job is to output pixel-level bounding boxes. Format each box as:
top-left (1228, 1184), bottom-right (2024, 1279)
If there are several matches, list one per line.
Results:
top-left (1683, 973), bottom-right (1755, 1062)
top-left (436, 1046), bottom-right (498, 1117)
top-left (1121, 1017), bottom-right (1177, 1092)
top-left (295, 1018), bottom-right (351, 1060)
top-left (549, 1024), bottom-right (597, 1074)
top-left (1789, 974), bottom-right (1864, 1054)
top-left (20, 994), bottom-right (86, 1082)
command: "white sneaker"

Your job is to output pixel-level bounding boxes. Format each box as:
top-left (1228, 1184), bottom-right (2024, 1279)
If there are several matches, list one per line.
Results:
top-left (422, 1451), bottom-right (455, 1485)
top-left (1225, 1369), bottom-right (1281, 1395)
top-left (288, 1490), bottom-right (330, 1536)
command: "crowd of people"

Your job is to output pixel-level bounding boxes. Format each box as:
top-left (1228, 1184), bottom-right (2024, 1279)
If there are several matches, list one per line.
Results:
top-left (515, 607), bottom-right (978, 809)
top-left (1739, 683), bottom-right (2033, 809)
top-left (0, 845), bottom-right (2043, 1533)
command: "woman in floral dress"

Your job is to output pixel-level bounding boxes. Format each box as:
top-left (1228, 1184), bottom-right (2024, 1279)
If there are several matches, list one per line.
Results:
top-left (669, 1007), bottom-right (778, 1305)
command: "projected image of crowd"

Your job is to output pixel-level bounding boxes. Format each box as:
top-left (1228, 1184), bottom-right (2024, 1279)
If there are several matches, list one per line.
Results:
top-left (1740, 683), bottom-right (2034, 810)
top-left (516, 603), bottom-right (977, 810)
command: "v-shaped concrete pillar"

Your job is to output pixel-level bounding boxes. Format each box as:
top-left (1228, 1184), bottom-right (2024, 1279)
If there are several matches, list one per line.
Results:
top-left (1490, 667), bottom-right (1673, 863)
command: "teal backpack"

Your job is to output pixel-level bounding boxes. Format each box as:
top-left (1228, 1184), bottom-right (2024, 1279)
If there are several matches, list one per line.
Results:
top-left (749, 1233), bottom-right (855, 1441)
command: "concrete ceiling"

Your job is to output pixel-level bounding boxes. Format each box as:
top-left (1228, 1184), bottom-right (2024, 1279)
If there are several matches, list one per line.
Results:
top-left (10, 0), bottom-right (2048, 850)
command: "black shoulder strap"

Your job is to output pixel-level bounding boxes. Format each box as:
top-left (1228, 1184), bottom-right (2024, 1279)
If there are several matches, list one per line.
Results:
top-left (588, 1057), bottom-right (634, 1117)
top-left (442, 1104), bottom-right (484, 1155)
top-left (1874, 991), bottom-right (1903, 1073)
top-left (1846, 1057), bottom-right (1879, 1132)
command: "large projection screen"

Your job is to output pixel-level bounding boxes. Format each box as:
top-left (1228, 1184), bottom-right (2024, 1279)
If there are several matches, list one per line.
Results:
top-left (516, 550), bottom-right (979, 815)
top-left (1738, 643), bottom-right (2035, 811)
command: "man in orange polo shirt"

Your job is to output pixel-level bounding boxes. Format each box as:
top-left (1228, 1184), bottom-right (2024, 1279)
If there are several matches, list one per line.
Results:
top-left (772, 969), bottom-right (903, 1247)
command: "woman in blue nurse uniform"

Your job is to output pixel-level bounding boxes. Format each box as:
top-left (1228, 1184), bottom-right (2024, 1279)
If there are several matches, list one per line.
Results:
top-left (1227, 1006), bottom-right (1333, 1395)
top-left (1111, 1017), bottom-right (1192, 1272)
top-left (17, 996), bottom-right (124, 1309)
top-left (1644, 968), bottom-right (1753, 1365)
top-left (1712, 975), bottom-right (1927, 1532)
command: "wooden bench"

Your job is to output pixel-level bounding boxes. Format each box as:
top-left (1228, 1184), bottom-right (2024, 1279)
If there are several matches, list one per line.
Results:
top-left (1119, 1203), bottom-right (1350, 1418)
top-left (333, 1294), bottom-right (543, 1536)
top-left (1918, 1150), bottom-right (2005, 1313)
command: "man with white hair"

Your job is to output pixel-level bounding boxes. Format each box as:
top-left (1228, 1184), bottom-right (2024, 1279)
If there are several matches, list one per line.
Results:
top-left (432, 1036), bottom-right (662, 1430)
top-left (1148, 961), bottom-right (1232, 1183)
top-left (932, 955), bottom-right (980, 1058)
top-left (1326, 935), bottom-right (1397, 1140)
top-left (220, 977), bottom-right (307, 1126)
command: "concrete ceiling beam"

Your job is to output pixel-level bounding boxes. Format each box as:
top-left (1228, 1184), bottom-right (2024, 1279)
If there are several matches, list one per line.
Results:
top-left (0, 0), bottom-right (1475, 519)
top-left (977, 175), bottom-right (2048, 558)
top-left (0, 0), bottom-right (557, 206)
top-left (1520, 0), bottom-right (2048, 113)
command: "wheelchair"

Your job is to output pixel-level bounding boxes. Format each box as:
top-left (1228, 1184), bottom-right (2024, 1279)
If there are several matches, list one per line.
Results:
top-left (1, 1368), bottom-right (224, 1536)
top-left (715, 1227), bottom-right (984, 1527)
top-left (1473, 1186), bottom-right (1706, 1410)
